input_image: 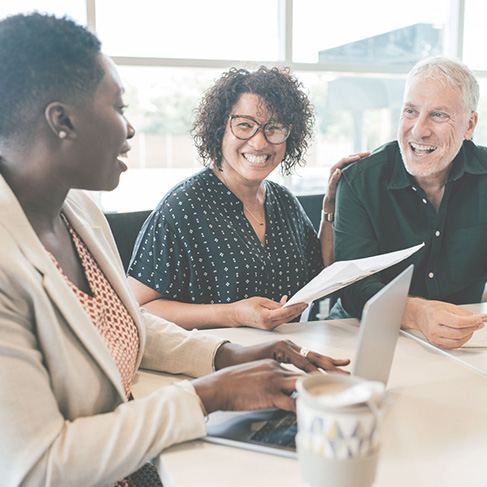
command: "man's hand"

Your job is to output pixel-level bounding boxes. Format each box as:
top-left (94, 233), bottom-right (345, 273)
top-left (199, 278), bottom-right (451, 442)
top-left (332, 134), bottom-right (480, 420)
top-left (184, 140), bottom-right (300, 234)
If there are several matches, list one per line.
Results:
top-left (228, 296), bottom-right (307, 330)
top-left (402, 297), bottom-right (486, 349)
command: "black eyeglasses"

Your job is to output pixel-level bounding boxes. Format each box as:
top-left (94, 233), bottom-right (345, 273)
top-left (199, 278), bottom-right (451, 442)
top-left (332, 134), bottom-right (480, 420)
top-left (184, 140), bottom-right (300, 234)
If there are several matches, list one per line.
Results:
top-left (228, 115), bottom-right (291, 145)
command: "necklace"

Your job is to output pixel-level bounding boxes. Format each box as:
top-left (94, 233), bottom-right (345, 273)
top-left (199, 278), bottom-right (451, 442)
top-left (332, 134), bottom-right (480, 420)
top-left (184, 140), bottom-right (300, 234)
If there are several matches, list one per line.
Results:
top-left (244, 205), bottom-right (265, 226)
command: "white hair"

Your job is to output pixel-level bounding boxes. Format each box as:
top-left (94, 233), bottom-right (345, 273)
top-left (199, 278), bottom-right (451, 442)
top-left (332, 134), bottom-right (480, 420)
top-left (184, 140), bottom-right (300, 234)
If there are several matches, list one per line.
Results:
top-left (406, 56), bottom-right (479, 114)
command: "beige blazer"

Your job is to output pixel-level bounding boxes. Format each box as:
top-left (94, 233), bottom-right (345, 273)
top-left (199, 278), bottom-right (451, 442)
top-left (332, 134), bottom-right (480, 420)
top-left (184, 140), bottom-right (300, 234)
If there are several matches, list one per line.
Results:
top-left (0, 176), bottom-right (225, 487)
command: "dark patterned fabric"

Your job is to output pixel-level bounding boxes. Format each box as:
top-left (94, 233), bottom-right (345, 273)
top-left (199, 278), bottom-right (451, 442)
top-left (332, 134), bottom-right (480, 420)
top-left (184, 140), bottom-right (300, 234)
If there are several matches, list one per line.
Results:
top-left (115, 462), bottom-right (163, 487)
top-left (128, 167), bottom-right (323, 310)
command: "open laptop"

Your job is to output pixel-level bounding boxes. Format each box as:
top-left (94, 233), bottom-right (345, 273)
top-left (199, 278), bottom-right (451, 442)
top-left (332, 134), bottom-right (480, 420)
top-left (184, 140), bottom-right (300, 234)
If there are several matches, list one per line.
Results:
top-left (204, 265), bottom-right (414, 458)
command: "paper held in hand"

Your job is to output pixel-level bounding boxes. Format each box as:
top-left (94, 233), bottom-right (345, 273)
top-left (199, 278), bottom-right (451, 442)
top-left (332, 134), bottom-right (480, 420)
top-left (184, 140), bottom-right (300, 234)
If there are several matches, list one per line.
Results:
top-left (283, 243), bottom-right (425, 308)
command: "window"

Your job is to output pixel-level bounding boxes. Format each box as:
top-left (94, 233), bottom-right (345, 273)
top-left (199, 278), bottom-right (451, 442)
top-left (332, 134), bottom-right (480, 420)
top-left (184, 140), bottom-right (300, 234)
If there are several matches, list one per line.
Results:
top-left (0, 1), bottom-right (85, 24)
top-left (293, 0), bottom-right (448, 64)
top-left (2, 0), bottom-right (486, 211)
top-left (96, 0), bottom-right (279, 61)
top-left (463, 0), bottom-right (487, 70)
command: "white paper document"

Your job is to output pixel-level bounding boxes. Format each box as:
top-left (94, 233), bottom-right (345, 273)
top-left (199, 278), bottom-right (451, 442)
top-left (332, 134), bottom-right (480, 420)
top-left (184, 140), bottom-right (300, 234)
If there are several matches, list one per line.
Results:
top-left (283, 242), bottom-right (425, 308)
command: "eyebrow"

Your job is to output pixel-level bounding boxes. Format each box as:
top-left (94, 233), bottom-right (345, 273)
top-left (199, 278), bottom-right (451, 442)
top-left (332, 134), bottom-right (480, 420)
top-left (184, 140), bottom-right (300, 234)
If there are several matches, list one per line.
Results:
top-left (231, 114), bottom-right (281, 124)
top-left (403, 102), bottom-right (451, 112)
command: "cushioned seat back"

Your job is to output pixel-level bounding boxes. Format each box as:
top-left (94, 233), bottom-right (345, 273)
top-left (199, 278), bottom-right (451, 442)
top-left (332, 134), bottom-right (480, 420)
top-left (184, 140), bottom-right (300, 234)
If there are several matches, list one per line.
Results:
top-left (104, 210), bottom-right (151, 272)
top-left (296, 193), bottom-right (324, 232)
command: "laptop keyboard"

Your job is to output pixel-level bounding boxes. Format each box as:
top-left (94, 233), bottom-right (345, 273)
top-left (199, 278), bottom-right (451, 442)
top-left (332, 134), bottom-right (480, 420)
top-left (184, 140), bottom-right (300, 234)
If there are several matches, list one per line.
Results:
top-left (249, 409), bottom-right (297, 450)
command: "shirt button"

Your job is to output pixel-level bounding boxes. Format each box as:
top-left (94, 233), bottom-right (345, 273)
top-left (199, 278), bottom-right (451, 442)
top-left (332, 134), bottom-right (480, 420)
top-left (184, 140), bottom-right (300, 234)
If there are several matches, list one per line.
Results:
top-left (422, 198), bottom-right (428, 204)
top-left (412, 186), bottom-right (417, 191)
top-left (428, 272), bottom-right (435, 279)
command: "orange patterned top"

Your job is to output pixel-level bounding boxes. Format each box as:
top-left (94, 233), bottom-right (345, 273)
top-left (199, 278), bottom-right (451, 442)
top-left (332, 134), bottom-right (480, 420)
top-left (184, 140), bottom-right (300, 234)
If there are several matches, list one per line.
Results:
top-left (49, 215), bottom-right (139, 399)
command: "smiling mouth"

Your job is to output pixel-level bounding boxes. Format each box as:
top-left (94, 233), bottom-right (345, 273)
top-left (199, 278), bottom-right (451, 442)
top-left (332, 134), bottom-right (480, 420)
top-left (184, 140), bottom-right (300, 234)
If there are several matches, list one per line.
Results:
top-left (410, 142), bottom-right (437, 154)
top-left (118, 145), bottom-right (132, 159)
top-left (243, 153), bottom-right (270, 164)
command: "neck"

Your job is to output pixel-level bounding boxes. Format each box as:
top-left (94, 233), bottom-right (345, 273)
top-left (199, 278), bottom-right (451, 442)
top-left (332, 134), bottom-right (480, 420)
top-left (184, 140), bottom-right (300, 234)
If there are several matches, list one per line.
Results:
top-left (413, 165), bottom-right (450, 195)
top-left (414, 171), bottom-right (449, 213)
top-left (212, 165), bottom-right (266, 208)
top-left (0, 151), bottom-right (68, 233)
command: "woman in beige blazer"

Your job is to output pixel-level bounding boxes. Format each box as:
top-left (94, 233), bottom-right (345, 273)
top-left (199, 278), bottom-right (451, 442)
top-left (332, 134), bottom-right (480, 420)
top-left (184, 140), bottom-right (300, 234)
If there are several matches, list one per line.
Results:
top-left (0, 13), bottom-right (349, 487)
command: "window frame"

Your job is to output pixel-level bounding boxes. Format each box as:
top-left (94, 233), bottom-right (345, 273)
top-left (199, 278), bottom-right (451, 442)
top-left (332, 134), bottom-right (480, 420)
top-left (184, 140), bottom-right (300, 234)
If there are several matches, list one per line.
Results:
top-left (84, 0), bottom-right (481, 77)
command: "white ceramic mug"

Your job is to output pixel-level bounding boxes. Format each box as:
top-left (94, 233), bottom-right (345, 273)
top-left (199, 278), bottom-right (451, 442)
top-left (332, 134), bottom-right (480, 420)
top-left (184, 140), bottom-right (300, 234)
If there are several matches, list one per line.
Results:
top-left (296, 373), bottom-right (387, 487)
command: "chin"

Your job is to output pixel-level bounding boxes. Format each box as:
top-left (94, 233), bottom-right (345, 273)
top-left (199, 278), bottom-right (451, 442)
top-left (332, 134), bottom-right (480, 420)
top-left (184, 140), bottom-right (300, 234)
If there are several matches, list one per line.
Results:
top-left (403, 159), bottom-right (450, 178)
top-left (103, 178), bottom-right (122, 192)
top-left (80, 177), bottom-right (121, 193)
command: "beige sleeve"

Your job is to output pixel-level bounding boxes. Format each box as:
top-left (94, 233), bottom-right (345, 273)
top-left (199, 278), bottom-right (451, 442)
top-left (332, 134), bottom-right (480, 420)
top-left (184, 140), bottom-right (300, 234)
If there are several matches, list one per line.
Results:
top-left (140, 308), bottom-right (228, 377)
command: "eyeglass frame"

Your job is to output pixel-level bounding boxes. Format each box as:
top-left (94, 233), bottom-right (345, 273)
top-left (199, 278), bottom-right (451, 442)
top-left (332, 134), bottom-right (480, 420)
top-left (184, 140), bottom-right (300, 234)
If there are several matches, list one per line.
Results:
top-left (228, 115), bottom-right (291, 145)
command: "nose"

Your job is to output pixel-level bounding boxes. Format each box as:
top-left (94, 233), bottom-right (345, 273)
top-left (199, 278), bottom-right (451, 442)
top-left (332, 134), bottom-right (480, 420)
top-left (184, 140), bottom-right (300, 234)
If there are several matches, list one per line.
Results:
top-left (125, 117), bottom-right (136, 139)
top-left (411, 113), bottom-right (432, 139)
top-left (247, 127), bottom-right (269, 149)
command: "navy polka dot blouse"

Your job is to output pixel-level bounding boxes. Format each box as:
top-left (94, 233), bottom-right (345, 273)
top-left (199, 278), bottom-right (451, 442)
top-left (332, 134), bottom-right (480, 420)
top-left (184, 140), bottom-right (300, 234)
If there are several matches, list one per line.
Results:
top-left (128, 167), bottom-right (323, 307)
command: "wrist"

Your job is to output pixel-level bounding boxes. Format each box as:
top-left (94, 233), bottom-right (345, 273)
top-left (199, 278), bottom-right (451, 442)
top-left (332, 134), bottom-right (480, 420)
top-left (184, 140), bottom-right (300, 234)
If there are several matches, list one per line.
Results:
top-left (226, 301), bottom-right (242, 328)
top-left (206, 302), bottom-right (239, 328)
top-left (323, 195), bottom-right (335, 214)
top-left (321, 209), bottom-right (334, 223)
top-left (214, 341), bottom-right (233, 370)
top-left (402, 297), bottom-right (423, 330)
top-left (214, 342), bottom-right (245, 369)
top-left (193, 376), bottom-right (222, 414)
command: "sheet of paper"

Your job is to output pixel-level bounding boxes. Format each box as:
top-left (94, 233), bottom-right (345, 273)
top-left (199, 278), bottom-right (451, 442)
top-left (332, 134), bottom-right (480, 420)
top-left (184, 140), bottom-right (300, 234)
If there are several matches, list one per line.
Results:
top-left (283, 242), bottom-right (425, 308)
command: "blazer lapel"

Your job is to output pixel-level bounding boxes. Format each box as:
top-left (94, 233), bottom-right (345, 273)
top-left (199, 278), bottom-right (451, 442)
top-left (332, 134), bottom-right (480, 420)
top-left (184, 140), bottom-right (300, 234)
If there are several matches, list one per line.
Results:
top-left (62, 193), bottom-right (147, 371)
top-left (0, 178), bottom-right (128, 400)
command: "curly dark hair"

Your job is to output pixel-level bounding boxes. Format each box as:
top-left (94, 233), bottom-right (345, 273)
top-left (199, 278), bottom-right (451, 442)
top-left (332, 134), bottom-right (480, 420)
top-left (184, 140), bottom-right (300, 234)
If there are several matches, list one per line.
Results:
top-left (191, 66), bottom-right (315, 175)
top-left (0, 13), bottom-right (104, 142)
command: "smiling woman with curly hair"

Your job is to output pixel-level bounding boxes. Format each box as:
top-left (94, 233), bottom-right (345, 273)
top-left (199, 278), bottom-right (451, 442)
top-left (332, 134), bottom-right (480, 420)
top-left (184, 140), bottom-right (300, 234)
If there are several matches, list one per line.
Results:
top-left (128, 66), bottom-right (362, 331)
top-left (192, 66), bottom-right (315, 174)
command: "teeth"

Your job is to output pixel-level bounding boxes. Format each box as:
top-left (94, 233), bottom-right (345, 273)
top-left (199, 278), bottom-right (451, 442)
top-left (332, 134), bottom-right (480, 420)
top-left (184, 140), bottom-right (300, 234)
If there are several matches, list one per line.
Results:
top-left (119, 152), bottom-right (129, 158)
top-left (243, 153), bottom-right (268, 164)
top-left (411, 143), bottom-right (436, 153)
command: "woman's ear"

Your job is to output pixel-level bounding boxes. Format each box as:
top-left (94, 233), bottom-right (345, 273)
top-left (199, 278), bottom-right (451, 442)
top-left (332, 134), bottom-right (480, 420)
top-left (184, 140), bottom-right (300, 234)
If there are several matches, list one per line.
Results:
top-left (44, 102), bottom-right (76, 140)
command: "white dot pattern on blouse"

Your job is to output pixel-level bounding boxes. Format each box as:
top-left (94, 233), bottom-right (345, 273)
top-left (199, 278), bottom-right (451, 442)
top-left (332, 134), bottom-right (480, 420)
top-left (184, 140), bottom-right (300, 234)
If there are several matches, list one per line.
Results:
top-left (128, 167), bottom-right (322, 308)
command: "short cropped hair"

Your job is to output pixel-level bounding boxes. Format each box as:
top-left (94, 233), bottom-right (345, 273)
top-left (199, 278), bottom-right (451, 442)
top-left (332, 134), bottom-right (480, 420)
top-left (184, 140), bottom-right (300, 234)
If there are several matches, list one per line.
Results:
top-left (192, 66), bottom-right (315, 175)
top-left (0, 12), bottom-right (103, 141)
top-left (406, 56), bottom-right (479, 114)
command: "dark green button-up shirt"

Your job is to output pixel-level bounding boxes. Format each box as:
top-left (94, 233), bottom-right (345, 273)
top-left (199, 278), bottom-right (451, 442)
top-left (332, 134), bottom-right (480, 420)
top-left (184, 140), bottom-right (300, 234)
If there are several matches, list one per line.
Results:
top-left (334, 139), bottom-right (487, 318)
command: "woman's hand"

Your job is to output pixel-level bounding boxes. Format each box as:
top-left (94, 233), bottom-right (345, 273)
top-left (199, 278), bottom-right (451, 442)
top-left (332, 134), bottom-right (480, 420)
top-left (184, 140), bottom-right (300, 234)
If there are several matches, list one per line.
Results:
top-left (228, 296), bottom-right (307, 330)
top-left (214, 340), bottom-right (350, 374)
top-left (324, 152), bottom-right (370, 212)
top-left (194, 341), bottom-right (350, 414)
top-left (193, 359), bottom-right (300, 413)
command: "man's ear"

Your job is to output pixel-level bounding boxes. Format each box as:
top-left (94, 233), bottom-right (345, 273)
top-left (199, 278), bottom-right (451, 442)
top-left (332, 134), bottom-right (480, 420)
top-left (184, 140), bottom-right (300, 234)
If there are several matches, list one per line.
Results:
top-left (44, 102), bottom-right (76, 140)
top-left (464, 111), bottom-right (478, 140)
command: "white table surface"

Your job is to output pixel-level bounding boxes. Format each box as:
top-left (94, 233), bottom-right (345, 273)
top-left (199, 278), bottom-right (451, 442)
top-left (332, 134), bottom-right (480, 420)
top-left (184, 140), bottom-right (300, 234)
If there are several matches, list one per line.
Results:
top-left (132, 318), bottom-right (487, 487)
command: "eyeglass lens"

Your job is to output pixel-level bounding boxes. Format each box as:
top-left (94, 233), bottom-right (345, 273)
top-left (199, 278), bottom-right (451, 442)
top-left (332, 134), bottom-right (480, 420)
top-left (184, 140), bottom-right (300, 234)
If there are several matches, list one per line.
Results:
top-left (230, 116), bottom-right (289, 144)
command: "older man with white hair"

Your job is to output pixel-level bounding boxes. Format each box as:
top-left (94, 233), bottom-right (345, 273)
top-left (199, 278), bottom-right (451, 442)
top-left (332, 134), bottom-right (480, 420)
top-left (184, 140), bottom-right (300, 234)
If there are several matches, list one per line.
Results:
top-left (334, 56), bottom-right (487, 349)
